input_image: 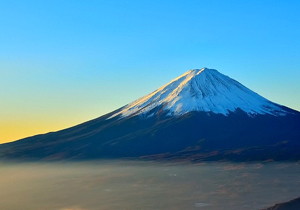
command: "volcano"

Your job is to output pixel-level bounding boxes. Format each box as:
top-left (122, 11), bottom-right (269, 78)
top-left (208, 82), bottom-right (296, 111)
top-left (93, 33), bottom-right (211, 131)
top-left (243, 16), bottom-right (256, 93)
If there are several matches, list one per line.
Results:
top-left (1, 68), bottom-right (300, 161)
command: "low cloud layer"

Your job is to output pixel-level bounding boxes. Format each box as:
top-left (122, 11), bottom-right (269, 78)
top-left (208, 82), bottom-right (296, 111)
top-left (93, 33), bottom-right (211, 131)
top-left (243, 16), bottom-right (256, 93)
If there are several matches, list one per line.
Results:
top-left (0, 161), bottom-right (299, 210)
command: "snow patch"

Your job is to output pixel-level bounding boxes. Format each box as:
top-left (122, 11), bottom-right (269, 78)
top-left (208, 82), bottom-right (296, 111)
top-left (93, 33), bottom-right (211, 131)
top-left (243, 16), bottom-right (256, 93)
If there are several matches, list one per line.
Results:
top-left (108, 68), bottom-right (287, 119)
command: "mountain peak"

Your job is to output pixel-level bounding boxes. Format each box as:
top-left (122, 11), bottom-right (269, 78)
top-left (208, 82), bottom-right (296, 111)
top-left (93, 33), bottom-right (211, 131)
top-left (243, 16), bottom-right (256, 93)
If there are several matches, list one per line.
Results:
top-left (176, 68), bottom-right (225, 85)
top-left (189, 67), bottom-right (212, 72)
top-left (109, 68), bottom-right (288, 119)
top-left (181, 67), bottom-right (216, 76)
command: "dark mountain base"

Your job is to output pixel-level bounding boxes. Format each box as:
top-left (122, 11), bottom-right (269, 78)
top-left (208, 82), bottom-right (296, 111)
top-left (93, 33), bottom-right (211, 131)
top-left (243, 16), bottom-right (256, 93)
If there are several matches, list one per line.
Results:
top-left (263, 197), bottom-right (300, 210)
top-left (0, 109), bottom-right (299, 161)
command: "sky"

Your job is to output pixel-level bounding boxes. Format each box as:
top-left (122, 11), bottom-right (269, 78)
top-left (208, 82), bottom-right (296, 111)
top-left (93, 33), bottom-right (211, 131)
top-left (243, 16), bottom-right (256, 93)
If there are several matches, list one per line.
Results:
top-left (0, 0), bottom-right (300, 143)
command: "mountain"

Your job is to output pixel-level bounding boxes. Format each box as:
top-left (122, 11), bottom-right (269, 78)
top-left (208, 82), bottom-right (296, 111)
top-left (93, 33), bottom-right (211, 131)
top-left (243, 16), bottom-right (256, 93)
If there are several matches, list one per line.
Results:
top-left (263, 197), bottom-right (300, 210)
top-left (109, 68), bottom-right (288, 118)
top-left (1, 68), bottom-right (300, 161)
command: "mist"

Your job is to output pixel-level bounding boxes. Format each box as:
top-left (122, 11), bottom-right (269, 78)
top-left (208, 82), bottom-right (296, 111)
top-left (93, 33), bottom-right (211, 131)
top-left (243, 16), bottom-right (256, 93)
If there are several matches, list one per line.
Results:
top-left (0, 161), bottom-right (299, 210)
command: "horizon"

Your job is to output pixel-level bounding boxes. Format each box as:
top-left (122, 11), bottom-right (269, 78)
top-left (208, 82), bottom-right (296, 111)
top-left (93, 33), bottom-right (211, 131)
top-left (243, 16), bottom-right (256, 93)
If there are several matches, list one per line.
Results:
top-left (2, 67), bottom-right (299, 144)
top-left (1, 0), bottom-right (300, 143)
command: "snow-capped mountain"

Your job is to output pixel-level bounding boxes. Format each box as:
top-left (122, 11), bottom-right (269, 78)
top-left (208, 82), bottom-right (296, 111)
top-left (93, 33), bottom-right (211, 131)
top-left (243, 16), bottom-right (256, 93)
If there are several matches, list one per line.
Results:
top-left (0, 68), bottom-right (299, 161)
top-left (110, 68), bottom-right (287, 118)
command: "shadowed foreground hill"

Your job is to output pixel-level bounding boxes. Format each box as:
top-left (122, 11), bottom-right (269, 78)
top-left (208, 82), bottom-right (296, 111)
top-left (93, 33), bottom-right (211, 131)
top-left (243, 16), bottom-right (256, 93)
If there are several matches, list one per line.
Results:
top-left (263, 197), bottom-right (300, 210)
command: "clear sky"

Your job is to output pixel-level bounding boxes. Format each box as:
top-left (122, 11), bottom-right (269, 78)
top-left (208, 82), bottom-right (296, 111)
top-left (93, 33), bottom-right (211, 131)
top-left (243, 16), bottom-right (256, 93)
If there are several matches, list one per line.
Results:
top-left (1, 0), bottom-right (300, 143)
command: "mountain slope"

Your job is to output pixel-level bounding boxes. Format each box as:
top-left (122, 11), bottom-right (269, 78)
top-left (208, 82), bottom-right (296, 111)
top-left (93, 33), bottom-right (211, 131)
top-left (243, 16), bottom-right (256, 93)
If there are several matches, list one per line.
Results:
top-left (109, 68), bottom-right (288, 118)
top-left (0, 68), bottom-right (299, 161)
top-left (263, 197), bottom-right (300, 210)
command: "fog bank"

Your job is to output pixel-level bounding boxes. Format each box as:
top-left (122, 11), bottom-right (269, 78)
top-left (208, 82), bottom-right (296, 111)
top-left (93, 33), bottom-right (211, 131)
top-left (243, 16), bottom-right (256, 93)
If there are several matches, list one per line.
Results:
top-left (0, 161), bottom-right (299, 210)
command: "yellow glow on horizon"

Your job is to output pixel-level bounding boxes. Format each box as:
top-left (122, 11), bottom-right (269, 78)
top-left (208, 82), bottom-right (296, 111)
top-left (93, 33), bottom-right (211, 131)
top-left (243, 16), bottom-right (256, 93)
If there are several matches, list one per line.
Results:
top-left (0, 119), bottom-right (82, 144)
top-left (1, 124), bottom-right (52, 144)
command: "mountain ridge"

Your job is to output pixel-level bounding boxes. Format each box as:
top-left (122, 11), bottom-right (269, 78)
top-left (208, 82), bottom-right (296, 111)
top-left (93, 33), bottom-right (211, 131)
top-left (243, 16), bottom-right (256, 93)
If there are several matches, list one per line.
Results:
top-left (109, 68), bottom-right (289, 119)
top-left (0, 68), bottom-right (299, 161)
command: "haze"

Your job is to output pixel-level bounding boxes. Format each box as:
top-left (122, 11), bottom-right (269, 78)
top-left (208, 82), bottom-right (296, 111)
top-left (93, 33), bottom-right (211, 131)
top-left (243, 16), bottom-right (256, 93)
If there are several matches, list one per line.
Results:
top-left (0, 161), bottom-right (299, 210)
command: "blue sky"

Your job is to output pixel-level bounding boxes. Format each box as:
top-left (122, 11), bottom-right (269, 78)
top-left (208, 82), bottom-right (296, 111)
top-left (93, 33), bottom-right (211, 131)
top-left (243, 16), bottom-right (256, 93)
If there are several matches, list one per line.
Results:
top-left (0, 0), bottom-right (300, 142)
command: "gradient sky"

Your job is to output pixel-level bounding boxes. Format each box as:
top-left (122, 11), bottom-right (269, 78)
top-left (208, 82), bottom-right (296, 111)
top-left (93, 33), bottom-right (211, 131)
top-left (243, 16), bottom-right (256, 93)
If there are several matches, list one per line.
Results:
top-left (1, 0), bottom-right (300, 143)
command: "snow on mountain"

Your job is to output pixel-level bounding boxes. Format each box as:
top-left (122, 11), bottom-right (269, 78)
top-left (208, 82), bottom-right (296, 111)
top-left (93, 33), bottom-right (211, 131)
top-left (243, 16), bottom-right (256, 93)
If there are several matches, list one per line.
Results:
top-left (109, 68), bottom-right (287, 119)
